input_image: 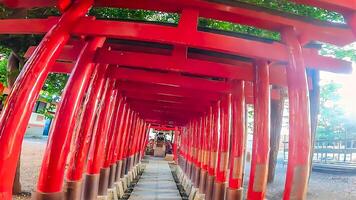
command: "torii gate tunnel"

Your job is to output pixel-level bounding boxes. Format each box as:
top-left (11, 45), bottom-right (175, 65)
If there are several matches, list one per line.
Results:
top-left (0, 0), bottom-right (355, 200)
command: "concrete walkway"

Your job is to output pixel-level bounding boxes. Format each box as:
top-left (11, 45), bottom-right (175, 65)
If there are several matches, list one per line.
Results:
top-left (129, 157), bottom-right (182, 200)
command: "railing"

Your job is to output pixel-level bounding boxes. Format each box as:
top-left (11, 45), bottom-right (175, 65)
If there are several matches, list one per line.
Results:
top-left (313, 139), bottom-right (356, 165)
top-left (283, 138), bottom-right (356, 172)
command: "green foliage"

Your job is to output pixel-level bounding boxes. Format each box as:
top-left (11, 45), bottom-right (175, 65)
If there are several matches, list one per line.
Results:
top-left (238, 0), bottom-right (344, 23)
top-left (90, 8), bottom-right (179, 23)
top-left (36, 102), bottom-right (57, 119)
top-left (198, 18), bottom-right (280, 40)
top-left (41, 73), bottom-right (69, 102)
top-left (0, 5), bottom-right (55, 54)
top-left (317, 77), bottom-right (356, 140)
top-left (320, 43), bottom-right (356, 62)
top-left (0, 59), bottom-right (8, 86)
top-left (317, 81), bottom-right (344, 140)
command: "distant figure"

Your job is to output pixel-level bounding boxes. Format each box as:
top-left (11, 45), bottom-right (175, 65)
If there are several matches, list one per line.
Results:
top-left (165, 141), bottom-right (173, 154)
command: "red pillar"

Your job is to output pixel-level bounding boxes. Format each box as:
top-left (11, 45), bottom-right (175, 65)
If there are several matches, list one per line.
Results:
top-left (206, 103), bottom-right (219, 200)
top-left (0, 1), bottom-right (93, 198)
top-left (199, 110), bottom-right (211, 194)
top-left (213, 95), bottom-right (231, 200)
top-left (282, 28), bottom-right (311, 200)
top-left (139, 123), bottom-right (150, 161)
top-left (112, 102), bottom-right (128, 182)
top-left (106, 98), bottom-right (126, 186)
top-left (193, 117), bottom-right (201, 187)
top-left (227, 80), bottom-right (246, 200)
top-left (135, 121), bottom-right (146, 164)
top-left (117, 108), bottom-right (132, 179)
top-left (198, 114), bottom-right (207, 192)
top-left (83, 79), bottom-right (116, 200)
top-left (186, 121), bottom-right (193, 178)
top-left (124, 112), bottom-right (138, 174)
top-left (180, 127), bottom-right (187, 173)
top-left (173, 127), bottom-right (179, 164)
top-left (65, 64), bottom-right (108, 199)
top-left (34, 37), bottom-right (105, 199)
top-left (347, 12), bottom-right (356, 36)
top-left (132, 119), bottom-right (145, 167)
top-left (247, 60), bottom-right (270, 200)
top-left (192, 119), bottom-right (199, 183)
top-left (127, 114), bottom-right (139, 172)
top-left (98, 84), bottom-right (120, 196)
top-left (101, 93), bottom-right (124, 191)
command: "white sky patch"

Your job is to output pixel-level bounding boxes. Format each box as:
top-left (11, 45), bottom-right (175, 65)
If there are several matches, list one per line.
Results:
top-left (321, 62), bottom-right (356, 119)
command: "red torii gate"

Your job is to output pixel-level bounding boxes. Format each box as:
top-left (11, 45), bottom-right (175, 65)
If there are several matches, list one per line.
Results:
top-left (0, 0), bottom-right (354, 200)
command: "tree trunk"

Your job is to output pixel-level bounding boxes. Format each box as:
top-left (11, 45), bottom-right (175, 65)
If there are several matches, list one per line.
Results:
top-left (267, 87), bottom-right (286, 183)
top-left (7, 51), bottom-right (23, 194)
top-left (5, 8), bottom-right (27, 195)
top-left (7, 52), bottom-right (21, 86)
top-left (308, 69), bottom-right (320, 179)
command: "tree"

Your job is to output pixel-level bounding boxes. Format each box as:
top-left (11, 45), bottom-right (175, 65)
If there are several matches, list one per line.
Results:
top-left (317, 81), bottom-right (344, 140)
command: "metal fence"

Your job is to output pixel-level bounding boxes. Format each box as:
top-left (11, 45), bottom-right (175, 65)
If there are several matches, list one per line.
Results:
top-left (283, 138), bottom-right (356, 172)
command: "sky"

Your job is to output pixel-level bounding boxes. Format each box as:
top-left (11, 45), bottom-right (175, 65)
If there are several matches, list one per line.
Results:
top-left (321, 68), bottom-right (356, 119)
top-left (320, 42), bottom-right (356, 120)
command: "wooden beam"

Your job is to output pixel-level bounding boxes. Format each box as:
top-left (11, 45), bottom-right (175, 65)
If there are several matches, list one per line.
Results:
top-left (109, 67), bottom-right (232, 93)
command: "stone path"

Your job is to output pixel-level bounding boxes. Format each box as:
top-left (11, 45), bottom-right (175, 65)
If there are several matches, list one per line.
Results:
top-left (129, 157), bottom-right (182, 200)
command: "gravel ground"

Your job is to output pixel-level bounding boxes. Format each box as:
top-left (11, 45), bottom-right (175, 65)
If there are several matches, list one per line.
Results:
top-left (12, 138), bottom-right (356, 199)
top-left (243, 160), bottom-right (356, 200)
top-left (13, 138), bottom-right (46, 200)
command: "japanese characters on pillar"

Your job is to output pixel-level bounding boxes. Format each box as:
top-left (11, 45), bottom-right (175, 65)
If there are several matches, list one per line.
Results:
top-left (193, 117), bottom-right (203, 187)
top-left (104, 94), bottom-right (124, 190)
top-left (227, 80), bottom-right (246, 200)
top-left (282, 28), bottom-right (311, 200)
top-left (199, 117), bottom-right (205, 165)
top-left (209, 103), bottom-right (219, 177)
top-left (139, 123), bottom-right (150, 161)
top-left (118, 108), bottom-right (133, 178)
top-left (204, 107), bottom-right (213, 193)
top-left (190, 120), bottom-right (197, 180)
top-left (97, 84), bottom-right (121, 195)
top-left (216, 95), bottom-right (231, 183)
top-left (213, 94), bottom-right (231, 200)
top-left (181, 127), bottom-right (188, 172)
top-left (206, 104), bottom-right (219, 200)
top-left (125, 113), bottom-right (137, 171)
top-left (128, 113), bottom-right (141, 171)
top-left (134, 119), bottom-right (145, 164)
top-left (198, 113), bottom-right (208, 193)
top-left (128, 116), bottom-right (139, 167)
top-left (173, 127), bottom-right (179, 163)
top-left (247, 60), bottom-right (270, 200)
top-left (66, 64), bottom-right (108, 183)
top-left (0, 1), bottom-right (94, 198)
top-left (202, 113), bottom-right (210, 172)
top-left (112, 102), bottom-right (128, 182)
top-left (186, 121), bottom-right (193, 177)
top-left (86, 79), bottom-right (116, 174)
top-left (109, 99), bottom-right (126, 166)
top-left (103, 94), bottom-right (123, 169)
top-left (83, 79), bottom-right (115, 200)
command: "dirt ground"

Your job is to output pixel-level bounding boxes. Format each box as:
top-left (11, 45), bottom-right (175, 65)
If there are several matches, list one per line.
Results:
top-left (13, 138), bottom-right (356, 200)
top-left (244, 163), bottom-right (356, 200)
top-left (13, 138), bottom-right (46, 200)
